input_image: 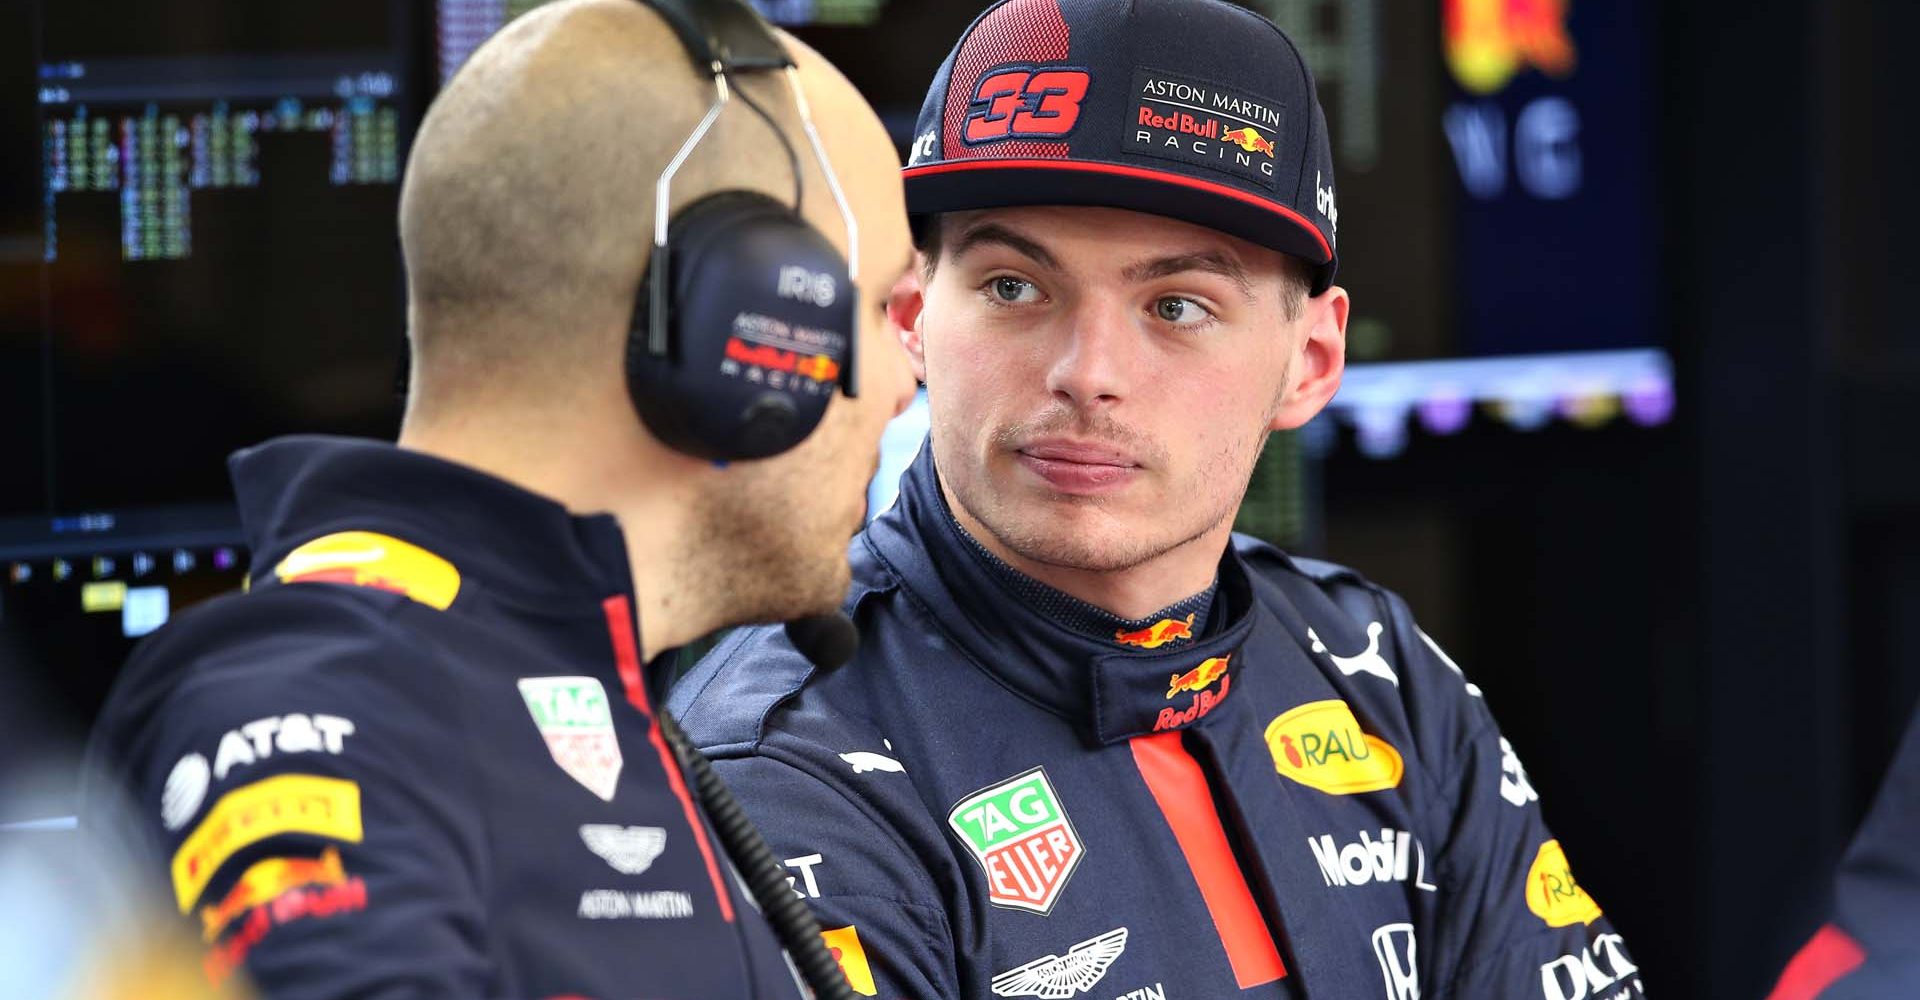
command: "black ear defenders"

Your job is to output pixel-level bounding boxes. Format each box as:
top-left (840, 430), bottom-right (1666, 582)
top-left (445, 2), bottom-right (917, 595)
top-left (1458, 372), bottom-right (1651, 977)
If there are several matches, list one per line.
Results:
top-left (625, 0), bottom-right (861, 462)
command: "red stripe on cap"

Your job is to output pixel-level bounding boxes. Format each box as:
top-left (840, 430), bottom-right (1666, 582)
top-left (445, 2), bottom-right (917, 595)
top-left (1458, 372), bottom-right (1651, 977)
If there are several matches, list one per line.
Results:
top-left (1130, 732), bottom-right (1286, 988)
top-left (1764, 924), bottom-right (1867, 1000)
top-left (602, 595), bottom-right (735, 923)
top-left (904, 157), bottom-right (1334, 261)
top-left (942, 0), bottom-right (1071, 161)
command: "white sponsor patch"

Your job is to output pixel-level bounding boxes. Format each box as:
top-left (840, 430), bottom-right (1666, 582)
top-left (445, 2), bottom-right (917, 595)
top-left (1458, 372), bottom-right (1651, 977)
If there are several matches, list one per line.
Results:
top-left (1310, 622), bottom-right (1399, 686)
top-left (784, 853), bottom-right (824, 899)
top-left (579, 825), bottom-right (667, 875)
top-left (1500, 737), bottom-right (1541, 808)
top-left (840, 751), bottom-right (905, 774)
top-left (1308, 828), bottom-right (1436, 892)
top-left (991, 926), bottom-right (1128, 998)
top-left (577, 889), bottom-right (694, 920)
top-left (518, 677), bottom-right (622, 802)
top-left (1372, 922), bottom-right (1420, 1000)
top-left (208, 714), bottom-right (357, 782)
top-left (160, 753), bottom-right (210, 831)
top-left (1540, 934), bottom-right (1642, 1000)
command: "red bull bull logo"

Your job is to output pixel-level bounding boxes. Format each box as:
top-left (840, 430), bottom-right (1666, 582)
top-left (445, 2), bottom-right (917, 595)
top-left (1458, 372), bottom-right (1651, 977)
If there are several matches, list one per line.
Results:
top-left (1165, 654), bottom-right (1231, 699)
top-left (1155, 672), bottom-right (1231, 731)
top-left (200, 847), bottom-right (349, 941)
top-left (1221, 127), bottom-right (1276, 157)
top-left (1444, 0), bottom-right (1578, 95)
top-left (1115, 613), bottom-right (1196, 650)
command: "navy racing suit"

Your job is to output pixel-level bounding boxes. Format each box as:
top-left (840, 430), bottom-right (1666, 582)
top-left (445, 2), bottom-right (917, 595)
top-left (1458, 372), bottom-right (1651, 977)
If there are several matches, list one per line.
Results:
top-left (1766, 706), bottom-right (1920, 999)
top-left (83, 436), bottom-right (806, 1000)
top-left (669, 447), bottom-right (1645, 1000)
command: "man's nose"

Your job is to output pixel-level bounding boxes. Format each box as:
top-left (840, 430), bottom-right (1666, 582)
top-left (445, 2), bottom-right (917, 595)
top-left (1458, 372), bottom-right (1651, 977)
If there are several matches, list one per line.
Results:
top-left (1045, 297), bottom-right (1137, 410)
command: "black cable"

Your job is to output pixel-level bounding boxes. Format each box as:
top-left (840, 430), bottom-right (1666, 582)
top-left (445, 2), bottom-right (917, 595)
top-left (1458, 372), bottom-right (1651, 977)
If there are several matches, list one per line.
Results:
top-left (657, 709), bottom-right (857, 1000)
top-left (733, 79), bottom-right (805, 210)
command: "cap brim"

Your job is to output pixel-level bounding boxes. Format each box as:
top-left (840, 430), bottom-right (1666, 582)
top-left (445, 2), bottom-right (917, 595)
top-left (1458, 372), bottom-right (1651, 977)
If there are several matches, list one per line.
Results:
top-left (904, 158), bottom-right (1335, 291)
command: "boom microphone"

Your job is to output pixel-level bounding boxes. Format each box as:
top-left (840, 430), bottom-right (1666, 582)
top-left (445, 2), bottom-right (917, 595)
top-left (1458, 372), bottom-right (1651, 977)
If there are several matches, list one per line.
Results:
top-left (783, 612), bottom-right (859, 671)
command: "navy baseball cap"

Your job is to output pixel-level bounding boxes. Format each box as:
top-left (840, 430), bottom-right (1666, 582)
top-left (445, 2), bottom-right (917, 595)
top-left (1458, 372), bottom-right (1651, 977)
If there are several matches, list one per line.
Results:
top-left (903, 0), bottom-right (1341, 294)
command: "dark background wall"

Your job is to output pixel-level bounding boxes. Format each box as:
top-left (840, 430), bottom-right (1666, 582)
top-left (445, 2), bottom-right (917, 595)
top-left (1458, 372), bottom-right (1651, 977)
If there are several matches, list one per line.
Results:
top-left (1319, 1), bottom-right (1920, 995)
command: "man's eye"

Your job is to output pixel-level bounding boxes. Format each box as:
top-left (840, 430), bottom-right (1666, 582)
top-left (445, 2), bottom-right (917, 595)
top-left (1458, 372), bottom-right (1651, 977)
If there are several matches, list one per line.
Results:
top-left (1154, 296), bottom-right (1210, 325)
top-left (992, 277), bottom-right (1038, 303)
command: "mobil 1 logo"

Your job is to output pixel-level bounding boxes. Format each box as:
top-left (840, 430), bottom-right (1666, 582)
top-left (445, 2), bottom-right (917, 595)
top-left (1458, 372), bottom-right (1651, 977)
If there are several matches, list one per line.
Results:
top-left (1128, 68), bottom-right (1285, 191)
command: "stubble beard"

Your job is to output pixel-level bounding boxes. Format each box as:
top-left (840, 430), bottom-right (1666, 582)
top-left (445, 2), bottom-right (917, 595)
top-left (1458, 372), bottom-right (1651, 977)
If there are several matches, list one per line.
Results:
top-left (680, 463), bottom-right (853, 629)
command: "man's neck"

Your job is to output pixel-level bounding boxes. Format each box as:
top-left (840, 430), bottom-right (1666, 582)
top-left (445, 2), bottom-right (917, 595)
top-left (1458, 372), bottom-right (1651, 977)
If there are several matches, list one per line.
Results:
top-left (397, 403), bottom-right (713, 661)
top-left (939, 477), bottom-right (1232, 622)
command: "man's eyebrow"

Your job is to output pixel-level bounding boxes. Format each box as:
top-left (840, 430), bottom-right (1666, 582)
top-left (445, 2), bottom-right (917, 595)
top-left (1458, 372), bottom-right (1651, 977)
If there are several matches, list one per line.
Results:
top-left (946, 223), bottom-right (1061, 271)
top-left (1122, 251), bottom-right (1255, 301)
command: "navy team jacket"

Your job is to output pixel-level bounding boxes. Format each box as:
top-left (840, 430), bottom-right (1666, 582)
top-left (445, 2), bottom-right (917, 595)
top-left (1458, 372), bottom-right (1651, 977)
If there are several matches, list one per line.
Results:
top-left (1766, 707), bottom-right (1920, 1000)
top-left (670, 448), bottom-right (1645, 1000)
top-left (82, 436), bottom-right (804, 1000)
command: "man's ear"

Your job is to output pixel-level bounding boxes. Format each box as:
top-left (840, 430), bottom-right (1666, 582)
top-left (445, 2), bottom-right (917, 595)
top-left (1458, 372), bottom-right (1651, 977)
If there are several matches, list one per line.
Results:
top-left (888, 261), bottom-right (929, 383)
top-left (1269, 284), bottom-right (1349, 431)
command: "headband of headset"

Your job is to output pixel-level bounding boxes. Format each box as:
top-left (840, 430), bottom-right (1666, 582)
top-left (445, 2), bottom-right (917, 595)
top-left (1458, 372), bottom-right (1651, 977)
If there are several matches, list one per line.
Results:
top-left (643, 0), bottom-right (791, 73)
top-left (624, 0), bottom-right (860, 462)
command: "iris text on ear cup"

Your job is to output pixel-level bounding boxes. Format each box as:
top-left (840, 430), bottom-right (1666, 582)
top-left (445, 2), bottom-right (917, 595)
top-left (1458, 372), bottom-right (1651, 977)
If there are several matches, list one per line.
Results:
top-left (777, 265), bottom-right (837, 308)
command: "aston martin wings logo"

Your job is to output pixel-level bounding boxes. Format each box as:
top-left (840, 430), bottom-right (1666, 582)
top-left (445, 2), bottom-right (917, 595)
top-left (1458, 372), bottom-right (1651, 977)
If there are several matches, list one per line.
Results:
top-left (990, 927), bottom-right (1129, 998)
top-left (580, 824), bottom-right (668, 875)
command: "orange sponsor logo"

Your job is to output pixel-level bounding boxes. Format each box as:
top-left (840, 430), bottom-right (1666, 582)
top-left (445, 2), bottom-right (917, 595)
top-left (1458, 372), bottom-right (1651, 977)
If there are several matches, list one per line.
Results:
top-left (274, 531), bottom-right (460, 610)
top-left (1264, 700), bottom-right (1404, 795)
top-left (820, 925), bottom-right (878, 996)
top-left (1526, 839), bottom-right (1604, 927)
top-left (1115, 613), bottom-right (1196, 649)
top-left (1166, 655), bottom-right (1230, 699)
top-left (170, 774), bottom-right (363, 912)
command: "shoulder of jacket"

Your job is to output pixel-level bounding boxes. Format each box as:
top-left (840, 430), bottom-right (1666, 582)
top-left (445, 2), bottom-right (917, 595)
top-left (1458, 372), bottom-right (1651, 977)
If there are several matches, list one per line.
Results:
top-left (100, 584), bottom-right (425, 735)
top-left (1233, 532), bottom-right (1397, 613)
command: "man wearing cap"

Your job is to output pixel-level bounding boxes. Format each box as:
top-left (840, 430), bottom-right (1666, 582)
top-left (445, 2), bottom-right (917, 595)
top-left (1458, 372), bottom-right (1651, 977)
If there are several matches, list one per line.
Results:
top-left (670, 0), bottom-right (1643, 997)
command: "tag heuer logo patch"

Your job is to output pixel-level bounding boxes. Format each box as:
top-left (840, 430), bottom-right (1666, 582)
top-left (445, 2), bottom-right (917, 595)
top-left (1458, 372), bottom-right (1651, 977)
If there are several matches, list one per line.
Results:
top-left (948, 766), bottom-right (1084, 914)
top-left (519, 676), bottom-right (622, 801)
top-left (580, 824), bottom-right (667, 875)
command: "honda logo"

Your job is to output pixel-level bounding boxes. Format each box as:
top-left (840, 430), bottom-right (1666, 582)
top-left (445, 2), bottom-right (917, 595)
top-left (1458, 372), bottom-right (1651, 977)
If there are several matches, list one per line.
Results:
top-left (1372, 923), bottom-right (1419, 1000)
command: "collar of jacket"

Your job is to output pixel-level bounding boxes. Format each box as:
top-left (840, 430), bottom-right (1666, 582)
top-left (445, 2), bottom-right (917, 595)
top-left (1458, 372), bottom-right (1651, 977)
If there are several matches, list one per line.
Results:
top-left (229, 435), bottom-right (638, 616)
top-left (866, 446), bottom-right (1256, 747)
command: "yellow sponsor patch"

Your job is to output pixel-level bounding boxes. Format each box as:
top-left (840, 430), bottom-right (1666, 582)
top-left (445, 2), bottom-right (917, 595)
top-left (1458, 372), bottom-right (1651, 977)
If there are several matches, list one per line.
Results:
top-left (1526, 839), bottom-right (1604, 927)
top-left (1264, 699), bottom-right (1404, 795)
top-left (171, 774), bottom-right (363, 912)
top-left (273, 531), bottom-right (460, 610)
top-left (820, 925), bottom-right (878, 996)
top-left (199, 846), bottom-right (350, 941)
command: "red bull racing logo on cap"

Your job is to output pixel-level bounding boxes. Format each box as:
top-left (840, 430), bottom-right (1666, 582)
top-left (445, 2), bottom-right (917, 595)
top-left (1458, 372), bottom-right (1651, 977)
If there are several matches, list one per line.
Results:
top-left (1127, 68), bottom-right (1283, 190)
top-left (947, 767), bottom-right (1085, 914)
top-left (1444, 0), bottom-right (1578, 95)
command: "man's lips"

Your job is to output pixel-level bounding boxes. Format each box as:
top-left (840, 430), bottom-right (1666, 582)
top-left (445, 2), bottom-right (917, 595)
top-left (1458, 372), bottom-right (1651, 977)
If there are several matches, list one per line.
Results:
top-left (1014, 439), bottom-right (1140, 493)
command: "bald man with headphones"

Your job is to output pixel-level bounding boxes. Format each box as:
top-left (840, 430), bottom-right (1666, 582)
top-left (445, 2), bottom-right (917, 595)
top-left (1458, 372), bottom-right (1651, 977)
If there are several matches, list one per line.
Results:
top-left (80, 1), bottom-right (916, 997)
